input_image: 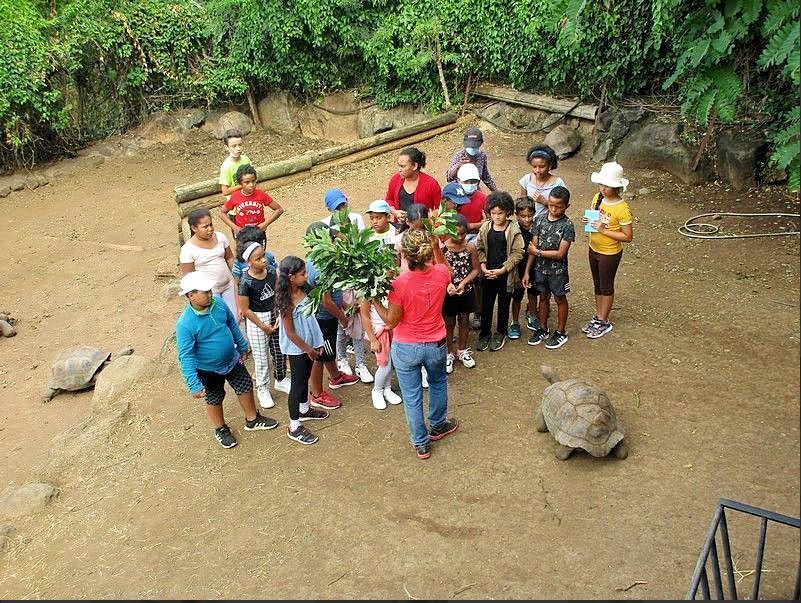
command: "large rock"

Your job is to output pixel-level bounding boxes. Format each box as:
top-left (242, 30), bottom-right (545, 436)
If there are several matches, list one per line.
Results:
top-left (357, 104), bottom-right (428, 138)
top-left (0, 483), bottom-right (57, 519)
top-left (257, 91), bottom-right (300, 134)
top-left (593, 135), bottom-right (615, 163)
top-left (544, 124), bottom-right (582, 159)
top-left (616, 122), bottom-right (713, 185)
top-left (505, 106), bottom-right (548, 130)
top-left (92, 354), bottom-right (153, 410)
top-left (176, 108), bottom-right (207, 132)
top-left (215, 111), bottom-right (254, 139)
top-left (299, 91), bottom-right (360, 143)
top-left (716, 131), bottom-right (765, 190)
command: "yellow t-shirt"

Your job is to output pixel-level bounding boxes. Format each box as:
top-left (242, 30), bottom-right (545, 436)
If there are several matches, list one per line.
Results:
top-left (588, 194), bottom-right (633, 255)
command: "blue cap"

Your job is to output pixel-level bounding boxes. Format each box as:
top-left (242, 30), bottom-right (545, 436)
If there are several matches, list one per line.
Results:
top-left (324, 188), bottom-right (348, 212)
top-left (442, 181), bottom-right (470, 205)
top-left (367, 199), bottom-right (392, 214)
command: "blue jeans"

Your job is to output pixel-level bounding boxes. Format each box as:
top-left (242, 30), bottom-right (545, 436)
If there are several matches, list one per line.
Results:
top-left (391, 340), bottom-right (449, 447)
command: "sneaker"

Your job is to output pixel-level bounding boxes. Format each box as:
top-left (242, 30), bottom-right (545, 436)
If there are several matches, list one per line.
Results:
top-left (309, 390), bottom-right (342, 409)
top-left (457, 348), bottom-right (476, 368)
top-left (421, 366), bottom-right (429, 389)
top-left (273, 376), bottom-right (291, 394)
top-left (256, 388), bottom-right (275, 409)
top-left (587, 320), bottom-right (614, 339)
top-left (508, 323), bottom-right (521, 340)
top-left (581, 316), bottom-right (601, 334)
top-left (470, 315), bottom-right (482, 330)
top-left (429, 418), bottom-right (459, 441)
top-left (371, 389), bottom-right (387, 410)
top-left (476, 334), bottom-right (491, 352)
top-left (214, 425), bottom-right (237, 449)
top-left (287, 425), bottom-right (318, 445)
top-left (299, 407), bottom-right (329, 421)
top-left (346, 343), bottom-right (355, 355)
top-left (527, 328), bottom-right (548, 346)
top-left (489, 333), bottom-right (506, 351)
top-left (328, 372), bottom-right (359, 389)
top-left (544, 330), bottom-right (569, 349)
top-left (383, 388), bottom-right (403, 405)
top-left (336, 358), bottom-right (353, 376)
top-left (355, 363), bottom-right (374, 383)
top-left (415, 442), bottom-right (431, 459)
top-left (244, 413), bottom-right (279, 431)
top-left (446, 353), bottom-right (455, 374)
top-left (526, 313), bottom-right (542, 332)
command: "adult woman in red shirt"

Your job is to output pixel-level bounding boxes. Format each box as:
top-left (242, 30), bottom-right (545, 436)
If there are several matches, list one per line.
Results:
top-left (370, 229), bottom-right (459, 460)
top-left (385, 147), bottom-right (442, 222)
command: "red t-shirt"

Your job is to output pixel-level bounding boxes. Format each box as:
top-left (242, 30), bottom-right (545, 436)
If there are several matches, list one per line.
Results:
top-left (388, 263), bottom-right (450, 343)
top-left (223, 189), bottom-right (274, 227)
top-left (459, 190), bottom-right (487, 225)
top-left (385, 172), bottom-right (442, 211)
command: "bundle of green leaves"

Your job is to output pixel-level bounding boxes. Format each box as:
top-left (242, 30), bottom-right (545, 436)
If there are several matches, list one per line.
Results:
top-left (302, 211), bottom-right (399, 317)
top-left (423, 201), bottom-right (459, 237)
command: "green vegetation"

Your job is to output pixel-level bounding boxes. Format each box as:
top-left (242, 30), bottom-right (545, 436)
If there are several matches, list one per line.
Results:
top-left (0, 0), bottom-right (797, 189)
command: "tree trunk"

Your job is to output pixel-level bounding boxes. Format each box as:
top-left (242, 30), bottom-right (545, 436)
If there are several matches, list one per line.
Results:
top-left (434, 36), bottom-right (452, 110)
top-left (473, 84), bottom-right (598, 121)
top-left (246, 87), bottom-right (262, 130)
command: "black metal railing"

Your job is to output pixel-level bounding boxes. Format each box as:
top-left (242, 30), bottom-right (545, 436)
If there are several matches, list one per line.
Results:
top-left (687, 498), bottom-right (800, 600)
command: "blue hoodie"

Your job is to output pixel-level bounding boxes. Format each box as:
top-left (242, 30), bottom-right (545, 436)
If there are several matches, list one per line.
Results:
top-left (175, 296), bottom-right (250, 394)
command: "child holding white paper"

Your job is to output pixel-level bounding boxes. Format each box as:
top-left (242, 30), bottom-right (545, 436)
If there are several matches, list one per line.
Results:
top-left (579, 162), bottom-right (634, 339)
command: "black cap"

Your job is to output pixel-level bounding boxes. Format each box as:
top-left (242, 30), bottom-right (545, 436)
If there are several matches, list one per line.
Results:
top-left (464, 127), bottom-right (484, 149)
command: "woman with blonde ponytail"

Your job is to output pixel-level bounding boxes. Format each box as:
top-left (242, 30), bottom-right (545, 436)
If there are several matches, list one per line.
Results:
top-left (370, 229), bottom-right (459, 460)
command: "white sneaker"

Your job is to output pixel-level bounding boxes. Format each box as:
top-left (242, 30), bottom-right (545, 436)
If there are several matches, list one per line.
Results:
top-left (273, 376), bottom-right (291, 394)
top-left (371, 389), bottom-right (387, 410)
top-left (446, 353), bottom-right (455, 374)
top-left (383, 388), bottom-right (402, 405)
top-left (336, 358), bottom-right (353, 375)
top-left (421, 366), bottom-right (429, 389)
top-left (257, 388), bottom-right (275, 409)
top-left (457, 348), bottom-right (476, 369)
top-left (355, 363), bottom-right (374, 383)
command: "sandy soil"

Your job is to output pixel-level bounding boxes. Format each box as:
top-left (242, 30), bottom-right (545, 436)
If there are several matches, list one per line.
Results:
top-left (0, 118), bottom-right (798, 599)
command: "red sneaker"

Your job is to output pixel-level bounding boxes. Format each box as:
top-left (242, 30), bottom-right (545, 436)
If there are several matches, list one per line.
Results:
top-left (309, 390), bottom-right (342, 409)
top-left (328, 372), bottom-right (359, 389)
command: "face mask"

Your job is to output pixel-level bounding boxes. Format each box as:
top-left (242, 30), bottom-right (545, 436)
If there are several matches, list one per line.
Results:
top-left (465, 147), bottom-right (479, 156)
top-left (460, 182), bottom-right (478, 195)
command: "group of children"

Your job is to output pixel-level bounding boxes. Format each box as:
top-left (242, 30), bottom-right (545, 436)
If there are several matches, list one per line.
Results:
top-left (176, 127), bottom-right (634, 449)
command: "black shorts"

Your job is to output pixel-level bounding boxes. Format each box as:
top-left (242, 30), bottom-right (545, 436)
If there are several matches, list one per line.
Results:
top-left (511, 287), bottom-right (538, 302)
top-left (316, 317), bottom-right (338, 362)
top-left (197, 361), bottom-right (253, 406)
top-left (534, 272), bottom-right (571, 297)
top-left (442, 288), bottom-right (477, 316)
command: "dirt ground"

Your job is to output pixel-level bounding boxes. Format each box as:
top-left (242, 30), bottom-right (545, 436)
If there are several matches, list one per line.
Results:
top-left (0, 117), bottom-right (798, 599)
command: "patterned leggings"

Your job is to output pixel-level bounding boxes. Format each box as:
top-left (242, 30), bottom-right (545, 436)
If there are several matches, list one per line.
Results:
top-left (245, 310), bottom-right (287, 390)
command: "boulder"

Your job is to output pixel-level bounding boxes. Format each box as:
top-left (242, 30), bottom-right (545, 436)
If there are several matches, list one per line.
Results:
top-left (257, 92), bottom-right (300, 134)
top-left (92, 354), bottom-right (153, 410)
top-left (0, 482), bottom-right (57, 519)
top-left (716, 131), bottom-right (766, 190)
top-left (597, 109), bottom-right (615, 132)
top-left (176, 108), bottom-right (207, 132)
top-left (299, 91), bottom-right (360, 143)
top-left (593, 135), bottom-right (615, 163)
top-left (544, 124), bottom-right (582, 159)
top-left (505, 106), bottom-right (548, 130)
top-left (357, 104), bottom-right (428, 138)
top-left (215, 111), bottom-right (254, 140)
top-left (616, 122), bottom-right (713, 185)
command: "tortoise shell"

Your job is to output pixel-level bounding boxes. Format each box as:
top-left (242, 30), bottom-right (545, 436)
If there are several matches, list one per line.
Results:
top-left (541, 378), bottom-right (624, 457)
top-left (48, 345), bottom-right (111, 392)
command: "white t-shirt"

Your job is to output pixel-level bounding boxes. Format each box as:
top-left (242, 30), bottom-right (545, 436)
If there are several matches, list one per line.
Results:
top-left (518, 174), bottom-right (567, 217)
top-left (321, 212), bottom-right (366, 231)
top-left (179, 231), bottom-right (233, 293)
top-left (369, 224), bottom-right (398, 245)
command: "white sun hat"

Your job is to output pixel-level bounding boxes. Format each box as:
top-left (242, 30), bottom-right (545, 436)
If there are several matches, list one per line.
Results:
top-left (591, 161), bottom-right (629, 190)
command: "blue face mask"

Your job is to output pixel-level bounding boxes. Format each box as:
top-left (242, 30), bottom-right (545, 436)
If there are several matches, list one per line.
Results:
top-left (461, 182), bottom-right (478, 195)
top-left (465, 147), bottom-right (479, 156)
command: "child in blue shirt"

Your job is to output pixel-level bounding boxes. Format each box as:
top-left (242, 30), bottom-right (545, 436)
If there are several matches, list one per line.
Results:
top-left (175, 271), bottom-right (278, 449)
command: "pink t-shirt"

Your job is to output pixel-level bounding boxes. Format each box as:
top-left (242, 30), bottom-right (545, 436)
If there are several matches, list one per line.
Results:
top-left (388, 263), bottom-right (450, 343)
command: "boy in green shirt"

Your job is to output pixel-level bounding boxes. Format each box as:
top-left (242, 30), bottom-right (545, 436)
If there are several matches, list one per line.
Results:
top-left (218, 129), bottom-right (252, 232)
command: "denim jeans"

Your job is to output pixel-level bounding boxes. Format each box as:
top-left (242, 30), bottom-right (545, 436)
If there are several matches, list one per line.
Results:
top-left (391, 340), bottom-right (449, 447)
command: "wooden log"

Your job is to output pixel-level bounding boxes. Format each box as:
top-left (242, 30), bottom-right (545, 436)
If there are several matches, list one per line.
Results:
top-left (473, 84), bottom-right (598, 121)
top-left (176, 121), bottom-right (458, 218)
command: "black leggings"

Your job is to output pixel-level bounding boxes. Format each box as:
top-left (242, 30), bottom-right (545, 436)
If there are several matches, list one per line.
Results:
top-left (480, 273), bottom-right (511, 337)
top-left (588, 249), bottom-right (623, 296)
top-left (287, 354), bottom-right (313, 421)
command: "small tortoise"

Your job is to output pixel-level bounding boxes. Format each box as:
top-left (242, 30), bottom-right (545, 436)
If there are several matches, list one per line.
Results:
top-left (41, 345), bottom-right (134, 403)
top-left (535, 365), bottom-right (628, 460)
